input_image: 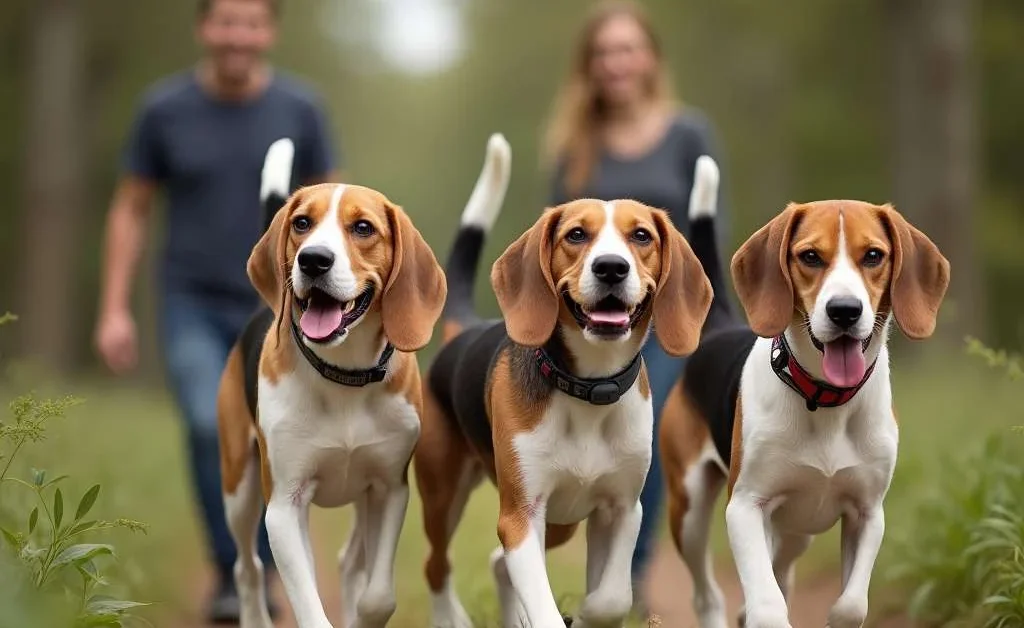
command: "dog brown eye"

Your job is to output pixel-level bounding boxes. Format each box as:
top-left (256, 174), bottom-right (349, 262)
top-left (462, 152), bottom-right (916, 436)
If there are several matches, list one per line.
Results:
top-left (631, 228), bottom-right (652, 244)
top-left (565, 227), bottom-right (588, 244)
top-left (798, 250), bottom-right (824, 268)
top-left (352, 220), bottom-right (375, 237)
top-left (863, 248), bottom-right (884, 267)
top-left (292, 216), bottom-right (312, 233)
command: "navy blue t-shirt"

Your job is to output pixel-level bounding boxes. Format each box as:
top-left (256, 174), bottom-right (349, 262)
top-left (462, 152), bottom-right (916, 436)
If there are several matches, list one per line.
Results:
top-left (122, 70), bottom-right (338, 304)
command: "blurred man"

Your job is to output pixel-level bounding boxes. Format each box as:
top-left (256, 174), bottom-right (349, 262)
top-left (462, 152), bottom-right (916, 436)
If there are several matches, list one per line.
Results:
top-left (93, 0), bottom-right (339, 621)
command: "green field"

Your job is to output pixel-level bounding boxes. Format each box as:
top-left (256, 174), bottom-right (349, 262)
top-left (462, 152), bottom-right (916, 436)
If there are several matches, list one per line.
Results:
top-left (2, 341), bottom-right (1020, 626)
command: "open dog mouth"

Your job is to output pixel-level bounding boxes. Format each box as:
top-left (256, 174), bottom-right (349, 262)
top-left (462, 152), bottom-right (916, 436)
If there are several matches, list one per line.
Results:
top-left (564, 293), bottom-right (651, 337)
top-left (295, 286), bottom-right (374, 343)
top-left (809, 329), bottom-right (872, 388)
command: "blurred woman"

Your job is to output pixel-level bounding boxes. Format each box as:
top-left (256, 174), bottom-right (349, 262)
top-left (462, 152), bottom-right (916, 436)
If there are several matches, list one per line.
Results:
top-left (544, 0), bottom-right (728, 612)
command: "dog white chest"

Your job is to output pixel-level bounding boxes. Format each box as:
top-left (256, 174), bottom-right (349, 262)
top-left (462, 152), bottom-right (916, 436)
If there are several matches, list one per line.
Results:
top-left (259, 372), bottom-right (420, 508)
top-left (740, 341), bottom-right (899, 536)
top-left (513, 386), bottom-right (653, 524)
top-left (765, 419), bottom-right (896, 535)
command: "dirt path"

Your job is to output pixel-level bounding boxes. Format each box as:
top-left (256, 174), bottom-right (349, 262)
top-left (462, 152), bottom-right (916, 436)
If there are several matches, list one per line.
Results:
top-left (166, 542), bottom-right (910, 627)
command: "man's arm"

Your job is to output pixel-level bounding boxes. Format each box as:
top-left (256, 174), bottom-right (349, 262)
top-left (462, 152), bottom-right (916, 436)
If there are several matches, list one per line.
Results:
top-left (97, 176), bottom-right (156, 317)
top-left (94, 91), bottom-right (165, 373)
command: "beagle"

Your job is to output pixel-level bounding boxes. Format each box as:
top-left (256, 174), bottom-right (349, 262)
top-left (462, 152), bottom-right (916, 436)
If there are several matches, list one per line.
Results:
top-left (658, 167), bottom-right (950, 628)
top-left (215, 139), bottom-right (449, 628)
top-left (414, 142), bottom-right (713, 628)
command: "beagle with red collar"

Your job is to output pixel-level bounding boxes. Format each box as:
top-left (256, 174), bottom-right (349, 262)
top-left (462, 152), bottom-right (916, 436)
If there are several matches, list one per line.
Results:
top-left (414, 155), bottom-right (713, 627)
top-left (215, 137), bottom-right (454, 627)
top-left (658, 174), bottom-right (950, 628)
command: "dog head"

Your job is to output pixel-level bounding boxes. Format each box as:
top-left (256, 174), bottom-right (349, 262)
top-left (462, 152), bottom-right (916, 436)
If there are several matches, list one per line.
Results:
top-left (248, 183), bottom-right (446, 353)
top-left (731, 200), bottom-right (950, 386)
top-left (491, 199), bottom-right (712, 357)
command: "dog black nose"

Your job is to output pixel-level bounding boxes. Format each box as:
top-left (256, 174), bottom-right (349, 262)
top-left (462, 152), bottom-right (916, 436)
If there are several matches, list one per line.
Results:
top-left (592, 254), bottom-right (630, 285)
top-left (826, 296), bottom-right (863, 330)
top-left (297, 246), bottom-right (334, 278)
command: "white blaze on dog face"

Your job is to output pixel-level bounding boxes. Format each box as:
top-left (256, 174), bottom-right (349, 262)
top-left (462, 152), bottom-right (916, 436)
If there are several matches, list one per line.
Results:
top-left (551, 199), bottom-right (662, 344)
top-left (291, 184), bottom-right (357, 301)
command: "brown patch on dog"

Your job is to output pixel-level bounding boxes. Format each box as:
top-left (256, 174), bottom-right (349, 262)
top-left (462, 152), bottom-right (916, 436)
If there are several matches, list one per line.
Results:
top-left (648, 208), bottom-right (714, 356)
top-left (255, 423), bottom-right (273, 502)
top-left (659, 380), bottom-right (710, 553)
top-left (489, 351), bottom-right (552, 550)
top-left (544, 522), bottom-right (579, 549)
top-left (875, 204), bottom-right (950, 339)
top-left (731, 203), bottom-right (805, 338)
top-left (414, 379), bottom-right (479, 592)
top-left (727, 394), bottom-right (744, 498)
top-left (217, 345), bottom-right (255, 495)
top-left (384, 350), bottom-right (424, 486)
top-left (637, 363), bottom-right (650, 399)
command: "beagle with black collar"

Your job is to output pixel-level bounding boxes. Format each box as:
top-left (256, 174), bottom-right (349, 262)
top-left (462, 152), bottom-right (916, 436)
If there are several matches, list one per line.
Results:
top-left (658, 170), bottom-right (950, 628)
top-left (215, 138), bottom-right (450, 628)
top-left (414, 147), bottom-right (713, 627)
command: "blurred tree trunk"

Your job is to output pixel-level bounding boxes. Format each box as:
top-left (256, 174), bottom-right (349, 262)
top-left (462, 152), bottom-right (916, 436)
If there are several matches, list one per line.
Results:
top-left (889, 0), bottom-right (982, 343)
top-left (17, 0), bottom-right (85, 374)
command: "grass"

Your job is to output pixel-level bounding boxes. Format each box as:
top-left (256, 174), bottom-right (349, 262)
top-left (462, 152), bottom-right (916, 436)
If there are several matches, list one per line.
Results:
top-left (2, 343), bottom-right (1020, 626)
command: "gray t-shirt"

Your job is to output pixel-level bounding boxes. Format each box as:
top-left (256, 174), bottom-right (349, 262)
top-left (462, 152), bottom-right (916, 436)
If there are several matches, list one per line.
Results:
top-left (550, 108), bottom-right (727, 241)
top-left (122, 70), bottom-right (338, 304)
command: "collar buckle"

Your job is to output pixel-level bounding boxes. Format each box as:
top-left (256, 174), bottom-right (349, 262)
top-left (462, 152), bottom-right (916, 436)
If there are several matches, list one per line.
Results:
top-left (588, 382), bottom-right (622, 406)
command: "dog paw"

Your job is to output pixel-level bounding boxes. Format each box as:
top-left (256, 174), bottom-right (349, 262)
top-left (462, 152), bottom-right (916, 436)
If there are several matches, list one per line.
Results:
top-left (827, 596), bottom-right (867, 628)
top-left (742, 605), bottom-right (791, 628)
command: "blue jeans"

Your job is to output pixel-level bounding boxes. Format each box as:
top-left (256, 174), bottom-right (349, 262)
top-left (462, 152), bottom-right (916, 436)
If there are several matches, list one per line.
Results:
top-left (632, 336), bottom-right (688, 581)
top-left (160, 291), bottom-right (274, 581)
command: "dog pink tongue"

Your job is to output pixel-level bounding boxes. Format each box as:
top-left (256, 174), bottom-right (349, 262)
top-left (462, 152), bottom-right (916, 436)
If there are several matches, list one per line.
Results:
top-left (300, 302), bottom-right (345, 340)
top-left (589, 310), bottom-right (630, 326)
top-left (822, 337), bottom-right (867, 388)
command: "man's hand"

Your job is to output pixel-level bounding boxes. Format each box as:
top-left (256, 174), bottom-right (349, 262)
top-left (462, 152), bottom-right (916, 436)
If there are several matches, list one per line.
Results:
top-left (94, 307), bottom-right (138, 374)
top-left (94, 176), bottom-right (154, 375)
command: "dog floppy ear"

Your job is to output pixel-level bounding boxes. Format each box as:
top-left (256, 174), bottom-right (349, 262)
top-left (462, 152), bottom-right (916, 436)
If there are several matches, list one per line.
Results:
top-left (248, 193), bottom-right (299, 316)
top-left (877, 204), bottom-right (950, 339)
top-left (381, 201), bottom-right (447, 352)
top-left (650, 210), bottom-right (713, 356)
top-left (731, 203), bottom-right (803, 338)
top-left (491, 208), bottom-right (562, 347)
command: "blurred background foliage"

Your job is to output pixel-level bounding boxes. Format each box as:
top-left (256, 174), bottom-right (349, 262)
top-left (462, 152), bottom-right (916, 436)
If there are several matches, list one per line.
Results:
top-left (1, 0), bottom-right (1022, 378)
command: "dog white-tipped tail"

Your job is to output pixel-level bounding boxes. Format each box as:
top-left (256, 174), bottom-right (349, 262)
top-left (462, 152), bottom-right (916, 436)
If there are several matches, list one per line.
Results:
top-left (260, 138), bottom-right (295, 203)
top-left (460, 133), bottom-right (512, 231)
top-left (688, 155), bottom-right (720, 221)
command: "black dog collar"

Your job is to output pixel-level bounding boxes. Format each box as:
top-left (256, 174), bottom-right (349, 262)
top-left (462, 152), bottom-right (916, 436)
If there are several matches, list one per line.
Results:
top-left (770, 333), bottom-right (876, 412)
top-left (533, 347), bottom-right (643, 406)
top-left (291, 321), bottom-right (395, 387)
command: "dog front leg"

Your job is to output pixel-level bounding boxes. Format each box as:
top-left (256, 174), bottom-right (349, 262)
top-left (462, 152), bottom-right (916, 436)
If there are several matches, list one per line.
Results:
top-left (265, 482), bottom-right (333, 628)
top-left (575, 501), bottom-right (643, 628)
top-left (351, 482), bottom-right (408, 628)
top-left (497, 506), bottom-right (564, 627)
top-left (828, 507), bottom-right (885, 628)
top-left (725, 493), bottom-right (791, 628)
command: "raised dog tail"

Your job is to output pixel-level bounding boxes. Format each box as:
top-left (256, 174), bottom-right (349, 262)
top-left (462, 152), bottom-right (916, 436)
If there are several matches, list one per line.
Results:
top-left (442, 133), bottom-right (512, 342)
top-left (687, 155), bottom-right (734, 333)
top-left (260, 138), bottom-right (296, 233)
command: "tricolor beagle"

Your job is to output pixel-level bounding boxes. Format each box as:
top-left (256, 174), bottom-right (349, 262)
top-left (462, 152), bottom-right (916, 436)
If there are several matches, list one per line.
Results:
top-left (414, 147), bottom-right (713, 627)
top-left (215, 139), bottom-right (448, 628)
top-left (658, 175), bottom-right (950, 628)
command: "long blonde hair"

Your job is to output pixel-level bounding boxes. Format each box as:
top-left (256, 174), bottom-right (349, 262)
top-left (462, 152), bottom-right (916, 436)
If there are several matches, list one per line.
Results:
top-left (543, 0), bottom-right (675, 196)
